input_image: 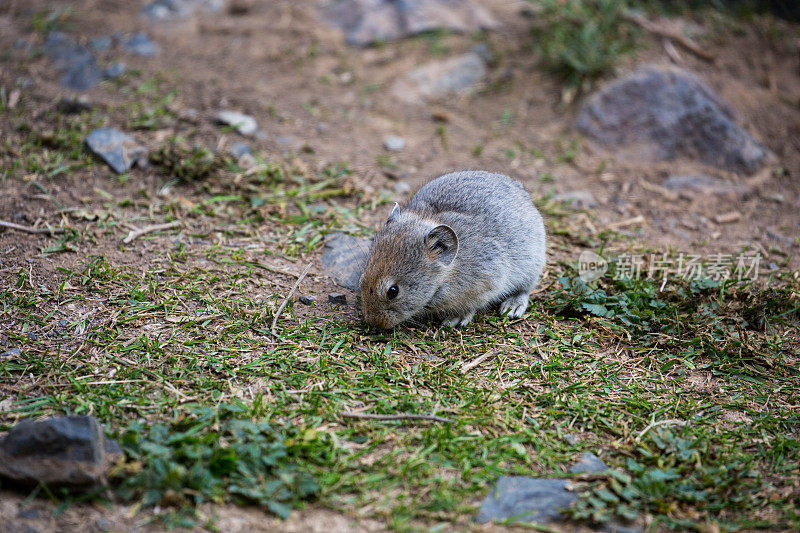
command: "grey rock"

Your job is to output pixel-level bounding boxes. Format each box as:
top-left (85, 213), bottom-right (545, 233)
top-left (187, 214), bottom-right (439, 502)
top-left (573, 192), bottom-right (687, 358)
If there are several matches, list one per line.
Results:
top-left (320, 233), bottom-right (371, 291)
top-left (58, 319), bottom-right (69, 328)
top-left (383, 135), bottom-right (406, 151)
top-left (85, 128), bottom-right (148, 174)
top-left (56, 96), bottom-right (93, 114)
top-left (576, 65), bottom-right (770, 174)
top-left (103, 62), bottom-right (127, 79)
top-left (392, 51), bottom-right (486, 103)
top-left (88, 36), bottom-right (112, 51)
top-left (662, 174), bottom-right (749, 197)
top-left (475, 477), bottom-right (577, 524)
top-left (228, 142), bottom-right (252, 158)
top-left (216, 110), bottom-right (258, 136)
top-left (394, 180), bottom-right (412, 195)
top-left (25, 332), bottom-right (37, 341)
top-left (298, 295), bottom-right (315, 305)
top-left (141, 0), bottom-right (225, 21)
top-left (0, 416), bottom-right (122, 489)
top-left (1, 348), bottom-right (20, 358)
top-left (14, 38), bottom-right (31, 51)
top-left (562, 433), bottom-right (578, 446)
top-left (123, 32), bottom-right (160, 57)
top-left (325, 0), bottom-right (497, 47)
top-left (43, 32), bottom-right (104, 91)
top-left (328, 293), bottom-right (348, 305)
top-left (553, 190), bottom-right (597, 209)
top-left (17, 508), bottom-right (39, 519)
top-left (569, 452), bottom-right (608, 474)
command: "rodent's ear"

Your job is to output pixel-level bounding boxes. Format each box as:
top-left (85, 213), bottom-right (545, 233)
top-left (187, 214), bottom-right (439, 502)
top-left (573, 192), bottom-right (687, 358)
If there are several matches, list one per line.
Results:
top-left (425, 225), bottom-right (458, 266)
top-left (386, 202), bottom-right (400, 223)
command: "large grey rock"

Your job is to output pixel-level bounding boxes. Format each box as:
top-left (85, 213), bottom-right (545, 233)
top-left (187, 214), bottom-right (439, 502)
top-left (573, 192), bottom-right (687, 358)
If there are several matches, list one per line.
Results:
top-left (576, 65), bottom-right (770, 174)
top-left (85, 128), bottom-right (148, 174)
top-left (326, 0), bottom-right (497, 46)
top-left (475, 477), bottom-right (577, 524)
top-left (43, 32), bottom-right (104, 91)
top-left (568, 452), bottom-right (607, 474)
top-left (141, 0), bottom-right (225, 21)
top-left (0, 416), bottom-right (122, 489)
top-left (320, 233), bottom-right (371, 292)
top-left (392, 49), bottom-right (486, 103)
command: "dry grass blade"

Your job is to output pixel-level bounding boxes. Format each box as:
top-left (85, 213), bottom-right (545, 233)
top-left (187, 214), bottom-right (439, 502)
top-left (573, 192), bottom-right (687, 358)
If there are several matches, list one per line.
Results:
top-left (623, 11), bottom-right (716, 62)
top-left (270, 262), bottom-right (313, 335)
top-left (340, 412), bottom-right (453, 424)
top-left (123, 221), bottom-right (182, 244)
top-left (0, 219), bottom-right (66, 235)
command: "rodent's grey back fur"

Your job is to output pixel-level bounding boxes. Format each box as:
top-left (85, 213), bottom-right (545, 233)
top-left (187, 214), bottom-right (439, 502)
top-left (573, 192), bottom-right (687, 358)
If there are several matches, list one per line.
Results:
top-left (359, 171), bottom-right (546, 328)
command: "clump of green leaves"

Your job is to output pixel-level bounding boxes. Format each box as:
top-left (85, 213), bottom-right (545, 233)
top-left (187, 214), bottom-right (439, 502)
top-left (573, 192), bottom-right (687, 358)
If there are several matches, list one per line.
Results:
top-left (150, 137), bottom-right (224, 181)
top-left (551, 275), bottom-right (669, 330)
top-left (533, 0), bottom-right (640, 91)
top-left (115, 403), bottom-right (336, 519)
top-left (572, 428), bottom-right (757, 528)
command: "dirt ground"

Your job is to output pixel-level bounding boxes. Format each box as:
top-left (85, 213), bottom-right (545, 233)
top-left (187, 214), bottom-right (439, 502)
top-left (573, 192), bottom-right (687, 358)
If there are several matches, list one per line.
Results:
top-left (0, 0), bottom-right (798, 531)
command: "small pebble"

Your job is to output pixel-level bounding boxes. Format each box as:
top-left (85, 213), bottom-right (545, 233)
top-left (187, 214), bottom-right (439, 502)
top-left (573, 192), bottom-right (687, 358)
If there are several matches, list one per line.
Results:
top-left (89, 36), bottom-right (112, 51)
top-left (328, 293), bottom-right (347, 306)
top-left (58, 319), bottom-right (69, 328)
top-left (56, 96), bottom-right (93, 114)
top-left (1, 348), bottom-right (21, 358)
top-left (228, 142), bottom-right (252, 158)
top-left (103, 62), bottom-right (127, 79)
top-left (383, 135), bottom-right (406, 151)
top-left (25, 332), bottom-right (37, 341)
top-left (298, 295), bottom-right (315, 305)
top-left (123, 32), bottom-right (160, 57)
top-left (216, 110), bottom-right (258, 136)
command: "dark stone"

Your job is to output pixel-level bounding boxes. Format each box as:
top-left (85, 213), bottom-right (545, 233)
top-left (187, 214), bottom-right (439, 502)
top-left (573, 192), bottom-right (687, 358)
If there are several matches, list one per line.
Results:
top-left (576, 65), bottom-right (770, 174)
top-left (57, 319), bottom-right (69, 328)
top-left (0, 416), bottom-right (122, 489)
top-left (17, 508), bottom-right (39, 519)
top-left (43, 32), bottom-right (104, 91)
top-left (328, 293), bottom-right (348, 306)
top-left (85, 128), bottom-right (148, 174)
top-left (475, 477), bottom-right (577, 524)
top-left (325, 0), bottom-right (497, 46)
top-left (569, 452), bottom-right (608, 474)
top-left (298, 295), bottom-right (315, 305)
top-left (88, 36), bottom-right (112, 51)
top-left (123, 32), bottom-right (160, 57)
top-left (320, 233), bottom-right (371, 292)
top-left (103, 62), bottom-right (127, 79)
top-left (56, 96), bottom-right (93, 114)
top-left (1, 348), bottom-right (20, 358)
top-left (228, 142), bottom-right (252, 158)
top-left (25, 332), bottom-right (37, 341)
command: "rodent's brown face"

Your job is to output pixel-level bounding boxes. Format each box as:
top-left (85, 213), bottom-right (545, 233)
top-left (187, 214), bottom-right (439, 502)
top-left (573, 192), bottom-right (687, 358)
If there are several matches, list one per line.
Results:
top-left (359, 229), bottom-right (439, 329)
top-left (359, 221), bottom-right (458, 329)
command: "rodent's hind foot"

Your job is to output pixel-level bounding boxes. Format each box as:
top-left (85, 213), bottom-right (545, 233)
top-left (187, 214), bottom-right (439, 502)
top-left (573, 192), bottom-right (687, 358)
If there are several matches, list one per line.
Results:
top-left (442, 312), bottom-right (475, 328)
top-left (499, 293), bottom-right (530, 318)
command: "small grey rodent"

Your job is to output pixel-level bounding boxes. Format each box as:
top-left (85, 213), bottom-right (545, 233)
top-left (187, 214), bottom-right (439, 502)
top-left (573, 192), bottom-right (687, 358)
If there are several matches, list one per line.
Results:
top-left (359, 170), bottom-right (546, 328)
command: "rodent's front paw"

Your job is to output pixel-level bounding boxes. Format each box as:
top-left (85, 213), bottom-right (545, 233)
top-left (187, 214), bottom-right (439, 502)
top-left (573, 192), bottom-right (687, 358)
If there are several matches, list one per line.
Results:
top-left (441, 312), bottom-right (475, 328)
top-left (499, 293), bottom-right (530, 319)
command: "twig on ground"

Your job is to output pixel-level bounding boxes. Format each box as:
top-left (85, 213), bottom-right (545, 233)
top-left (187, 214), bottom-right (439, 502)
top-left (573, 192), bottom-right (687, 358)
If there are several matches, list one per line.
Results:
top-left (607, 215), bottom-right (646, 230)
top-left (0, 220), bottom-right (65, 235)
top-left (270, 262), bottom-right (313, 335)
top-left (461, 351), bottom-right (495, 373)
top-left (623, 11), bottom-right (716, 62)
top-left (340, 411), bottom-right (453, 424)
top-left (122, 220), bottom-right (182, 244)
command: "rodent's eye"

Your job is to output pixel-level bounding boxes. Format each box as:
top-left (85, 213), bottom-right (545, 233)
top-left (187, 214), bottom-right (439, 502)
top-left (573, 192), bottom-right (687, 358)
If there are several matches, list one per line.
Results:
top-left (386, 284), bottom-right (399, 300)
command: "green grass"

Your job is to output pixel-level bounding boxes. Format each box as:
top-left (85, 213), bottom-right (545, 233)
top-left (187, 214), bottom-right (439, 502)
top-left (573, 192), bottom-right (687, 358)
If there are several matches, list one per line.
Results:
top-left (1, 243), bottom-right (798, 529)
